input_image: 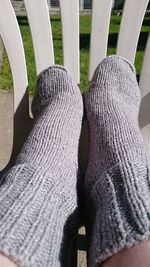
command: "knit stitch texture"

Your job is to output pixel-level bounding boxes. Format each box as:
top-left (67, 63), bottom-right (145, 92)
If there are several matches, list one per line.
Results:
top-left (0, 66), bottom-right (83, 267)
top-left (84, 56), bottom-right (150, 267)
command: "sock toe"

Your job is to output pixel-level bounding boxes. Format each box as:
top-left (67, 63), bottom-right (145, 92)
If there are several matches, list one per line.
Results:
top-left (91, 56), bottom-right (136, 85)
top-left (101, 55), bottom-right (135, 74)
top-left (32, 65), bottom-right (76, 117)
top-left (87, 55), bottom-right (141, 110)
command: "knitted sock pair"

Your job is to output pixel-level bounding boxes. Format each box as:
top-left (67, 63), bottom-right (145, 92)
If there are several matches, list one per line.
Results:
top-left (0, 56), bottom-right (150, 267)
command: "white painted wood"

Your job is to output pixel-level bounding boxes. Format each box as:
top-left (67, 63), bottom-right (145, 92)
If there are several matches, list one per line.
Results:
top-left (141, 125), bottom-right (150, 151)
top-left (60, 0), bottom-right (79, 84)
top-left (139, 33), bottom-right (150, 150)
top-left (117, 0), bottom-right (149, 63)
top-left (89, 0), bottom-right (112, 81)
top-left (0, 0), bottom-right (28, 112)
top-left (24, 0), bottom-right (54, 75)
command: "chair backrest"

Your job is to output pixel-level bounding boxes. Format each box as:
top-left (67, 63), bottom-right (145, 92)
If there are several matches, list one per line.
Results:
top-left (0, 0), bottom-right (150, 171)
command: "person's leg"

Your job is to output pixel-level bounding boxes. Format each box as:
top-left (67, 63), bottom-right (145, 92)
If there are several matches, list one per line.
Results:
top-left (0, 66), bottom-right (83, 267)
top-left (84, 56), bottom-right (150, 267)
top-left (102, 241), bottom-right (150, 267)
top-left (0, 254), bottom-right (18, 267)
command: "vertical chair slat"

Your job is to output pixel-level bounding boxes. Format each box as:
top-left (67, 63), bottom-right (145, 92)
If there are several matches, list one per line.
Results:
top-left (89, 0), bottom-right (112, 81)
top-left (139, 33), bottom-right (150, 149)
top-left (24, 0), bottom-right (54, 76)
top-left (0, 0), bottom-right (28, 112)
top-left (117, 0), bottom-right (149, 63)
top-left (0, 0), bottom-right (31, 167)
top-left (60, 0), bottom-right (79, 84)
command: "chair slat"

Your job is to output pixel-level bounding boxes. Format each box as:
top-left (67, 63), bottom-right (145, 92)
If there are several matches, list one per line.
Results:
top-left (0, 0), bottom-right (28, 112)
top-left (24, 0), bottom-right (54, 75)
top-left (139, 33), bottom-right (150, 149)
top-left (89, 0), bottom-right (112, 81)
top-left (60, 0), bottom-right (79, 84)
top-left (117, 0), bottom-right (149, 63)
top-left (140, 123), bottom-right (150, 151)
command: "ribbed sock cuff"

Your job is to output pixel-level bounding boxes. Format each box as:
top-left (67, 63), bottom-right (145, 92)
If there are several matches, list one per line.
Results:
top-left (88, 159), bottom-right (150, 267)
top-left (0, 164), bottom-right (79, 267)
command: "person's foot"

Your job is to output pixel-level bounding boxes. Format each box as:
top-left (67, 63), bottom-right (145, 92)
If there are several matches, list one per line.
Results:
top-left (0, 66), bottom-right (83, 267)
top-left (84, 56), bottom-right (150, 267)
top-left (18, 65), bottom-right (83, 170)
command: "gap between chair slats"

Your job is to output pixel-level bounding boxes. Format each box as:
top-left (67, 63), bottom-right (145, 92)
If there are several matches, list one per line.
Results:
top-left (140, 33), bottom-right (150, 98)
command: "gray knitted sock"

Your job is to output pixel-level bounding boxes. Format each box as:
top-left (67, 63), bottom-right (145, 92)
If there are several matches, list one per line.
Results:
top-left (84, 56), bottom-right (150, 267)
top-left (0, 66), bottom-right (83, 267)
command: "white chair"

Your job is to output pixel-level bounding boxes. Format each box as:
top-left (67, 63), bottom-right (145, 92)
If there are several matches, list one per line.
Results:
top-left (0, 0), bottom-right (150, 266)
